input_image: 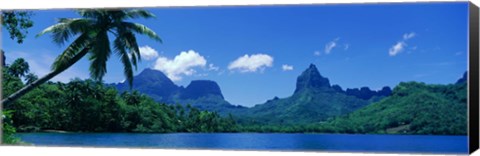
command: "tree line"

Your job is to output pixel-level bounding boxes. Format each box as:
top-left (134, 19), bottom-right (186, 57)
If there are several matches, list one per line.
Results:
top-left (2, 59), bottom-right (237, 142)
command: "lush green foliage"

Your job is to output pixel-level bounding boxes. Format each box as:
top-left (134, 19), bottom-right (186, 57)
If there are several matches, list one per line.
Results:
top-left (235, 81), bottom-right (467, 135)
top-left (318, 81), bottom-right (467, 135)
top-left (2, 9), bottom-right (163, 110)
top-left (2, 110), bottom-right (21, 144)
top-left (2, 58), bottom-right (468, 137)
top-left (1, 11), bottom-right (34, 43)
top-left (238, 87), bottom-right (370, 125)
top-left (2, 59), bottom-right (238, 135)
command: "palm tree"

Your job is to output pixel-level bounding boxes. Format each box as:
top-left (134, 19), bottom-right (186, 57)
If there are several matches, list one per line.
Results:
top-left (1, 9), bottom-right (162, 106)
top-left (8, 58), bottom-right (29, 78)
top-left (24, 73), bottom-right (38, 85)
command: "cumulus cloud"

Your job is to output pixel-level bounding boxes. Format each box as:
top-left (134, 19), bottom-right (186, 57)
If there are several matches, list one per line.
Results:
top-left (153, 50), bottom-right (207, 81)
top-left (389, 41), bottom-right (406, 56)
top-left (282, 64), bottom-right (293, 71)
top-left (324, 38), bottom-right (340, 54)
top-left (314, 51), bottom-right (322, 56)
top-left (228, 53), bottom-right (273, 73)
top-left (138, 45), bottom-right (159, 60)
top-left (208, 63), bottom-right (219, 71)
top-left (403, 32), bottom-right (416, 40)
top-left (389, 32), bottom-right (416, 56)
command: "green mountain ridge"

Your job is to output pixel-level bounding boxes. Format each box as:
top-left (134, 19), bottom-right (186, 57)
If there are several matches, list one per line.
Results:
top-left (240, 87), bottom-right (371, 124)
top-left (112, 64), bottom-right (467, 136)
top-left (3, 56), bottom-right (469, 135)
top-left (237, 64), bottom-right (379, 124)
top-left (322, 80), bottom-right (467, 135)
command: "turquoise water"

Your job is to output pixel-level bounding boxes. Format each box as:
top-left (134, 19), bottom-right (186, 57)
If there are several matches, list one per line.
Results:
top-left (17, 133), bottom-right (468, 154)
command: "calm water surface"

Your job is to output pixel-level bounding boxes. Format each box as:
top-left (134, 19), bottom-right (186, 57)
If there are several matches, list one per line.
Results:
top-left (16, 133), bottom-right (467, 154)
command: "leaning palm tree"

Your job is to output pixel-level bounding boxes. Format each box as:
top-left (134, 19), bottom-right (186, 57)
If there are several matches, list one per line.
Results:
top-left (1, 9), bottom-right (162, 106)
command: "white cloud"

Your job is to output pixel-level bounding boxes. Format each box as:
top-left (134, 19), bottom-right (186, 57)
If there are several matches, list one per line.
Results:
top-left (228, 53), bottom-right (273, 73)
top-left (282, 64), bottom-right (293, 71)
top-left (208, 63), bottom-right (219, 71)
top-left (389, 32), bottom-right (417, 56)
top-left (324, 38), bottom-right (339, 54)
top-left (344, 44), bottom-right (350, 50)
top-left (153, 50), bottom-right (207, 81)
top-left (314, 51), bottom-right (321, 56)
top-left (138, 45), bottom-right (159, 60)
top-left (389, 41), bottom-right (405, 56)
top-left (403, 32), bottom-right (416, 40)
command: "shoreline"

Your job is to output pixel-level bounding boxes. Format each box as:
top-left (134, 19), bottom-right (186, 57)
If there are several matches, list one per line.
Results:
top-left (41, 130), bottom-right (71, 133)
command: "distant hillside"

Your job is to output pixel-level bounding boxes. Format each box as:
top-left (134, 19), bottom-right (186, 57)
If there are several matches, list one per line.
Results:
top-left (179, 80), bottom-right (224, 100)
top-left (113, 68), bottom-right (246, 114)
top-left (238, 64), bottom-right (388, 124)
top-left (456, 71), bottom-right (467, 84)
top-left (115, 68), bottom-right (180, 102)
top-left (323, 80), bottom-right (467, 135)
top-left (172, 80), bottom-right (246, 114)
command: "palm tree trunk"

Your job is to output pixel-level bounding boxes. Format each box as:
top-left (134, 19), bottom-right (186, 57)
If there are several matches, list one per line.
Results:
top-left (1, 48), bottom-right (90, 106)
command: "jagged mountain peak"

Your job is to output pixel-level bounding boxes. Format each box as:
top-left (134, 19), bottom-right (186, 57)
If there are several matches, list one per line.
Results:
top-left (136, 68), bottom-right (170, 81)
top-left (181, 80), bottom-right (224, 100)
top-left (456, 71), bottom-right (467, 84)
top-left (294, 63), bottom-right (331, 93)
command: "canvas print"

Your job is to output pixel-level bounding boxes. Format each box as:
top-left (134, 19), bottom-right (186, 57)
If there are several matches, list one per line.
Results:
top-left (0, 2), bottom-right (471, 154)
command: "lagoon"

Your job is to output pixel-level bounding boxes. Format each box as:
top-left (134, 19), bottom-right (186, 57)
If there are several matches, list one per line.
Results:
top-left (16, 133), bottom-right (467, 154)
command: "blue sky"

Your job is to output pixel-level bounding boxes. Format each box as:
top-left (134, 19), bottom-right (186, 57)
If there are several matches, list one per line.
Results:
top-left (2, 2), bottom-right (469, 107)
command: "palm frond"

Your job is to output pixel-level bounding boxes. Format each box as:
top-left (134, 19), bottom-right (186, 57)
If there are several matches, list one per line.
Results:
top-left (125, 9), bottom-right (156, 19)
top-left (77, 9), bottom-right (105, 19)
top-left (37, 18), bottom-right (92, 46)
top-left (121, 22), bottom-right (162, 43)
top-left (52, 32), bottom-right (94, 71)
top-left (114, 37), bottom-right (134, 88)
top-left (123, 31), bottom-right (141, 69)
top-left (88, 30), bottom-right (111, 81)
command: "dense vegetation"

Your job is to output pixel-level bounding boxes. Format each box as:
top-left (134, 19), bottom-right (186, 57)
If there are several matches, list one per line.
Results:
top-left (2, 58), bottom-right (468, 145)
top-left (237, 64), bottom-right (372, 124)
top-left (321, 81), bottom-right (467, 135)
top-left (233, 81), bottom-right (467, 135)
top-left (1, 11), bottom-right (34, 44)
top-left (2, 110), bottom-right (21, 144)
top-left (239, 87), bottom-right (370, 125)
top-left (2, 59), bottom-right (238, 134)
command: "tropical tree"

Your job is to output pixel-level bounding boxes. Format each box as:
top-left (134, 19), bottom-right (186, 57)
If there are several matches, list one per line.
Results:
top-left (1, 11), bottom-right (34, 44)
top-left (2, 11), bottom-right (34, 144)
top-left (1, 9), bottom-right (162, 106)
top-left (24, 73), bottom-right (38, 84)
top-left (8, 58), bottom-right (29, 78)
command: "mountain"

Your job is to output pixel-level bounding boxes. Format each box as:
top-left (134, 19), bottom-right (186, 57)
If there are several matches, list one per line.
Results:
top-left (344, 86), bottom-right (392, 100)
top-left (238, 64), bottom-right (374, 124)
top-left (115, 68), bottom-right (180, 102)
top-left (114, 68), bottom-right (246, 113)
top-left (324, 80), bottom-right (467, 135)
top-left (179, 80), bottom-right (224, 100)
top-left (295, 64), bottom-right (331, 93)
top-left (173, 80), bottom-right (245, 113)
top-left (456, 71), bottom-right (467, 84)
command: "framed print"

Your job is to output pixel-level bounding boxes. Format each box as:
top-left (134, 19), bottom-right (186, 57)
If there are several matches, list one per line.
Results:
top-left (1, 1), bottom-right (479, 155)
